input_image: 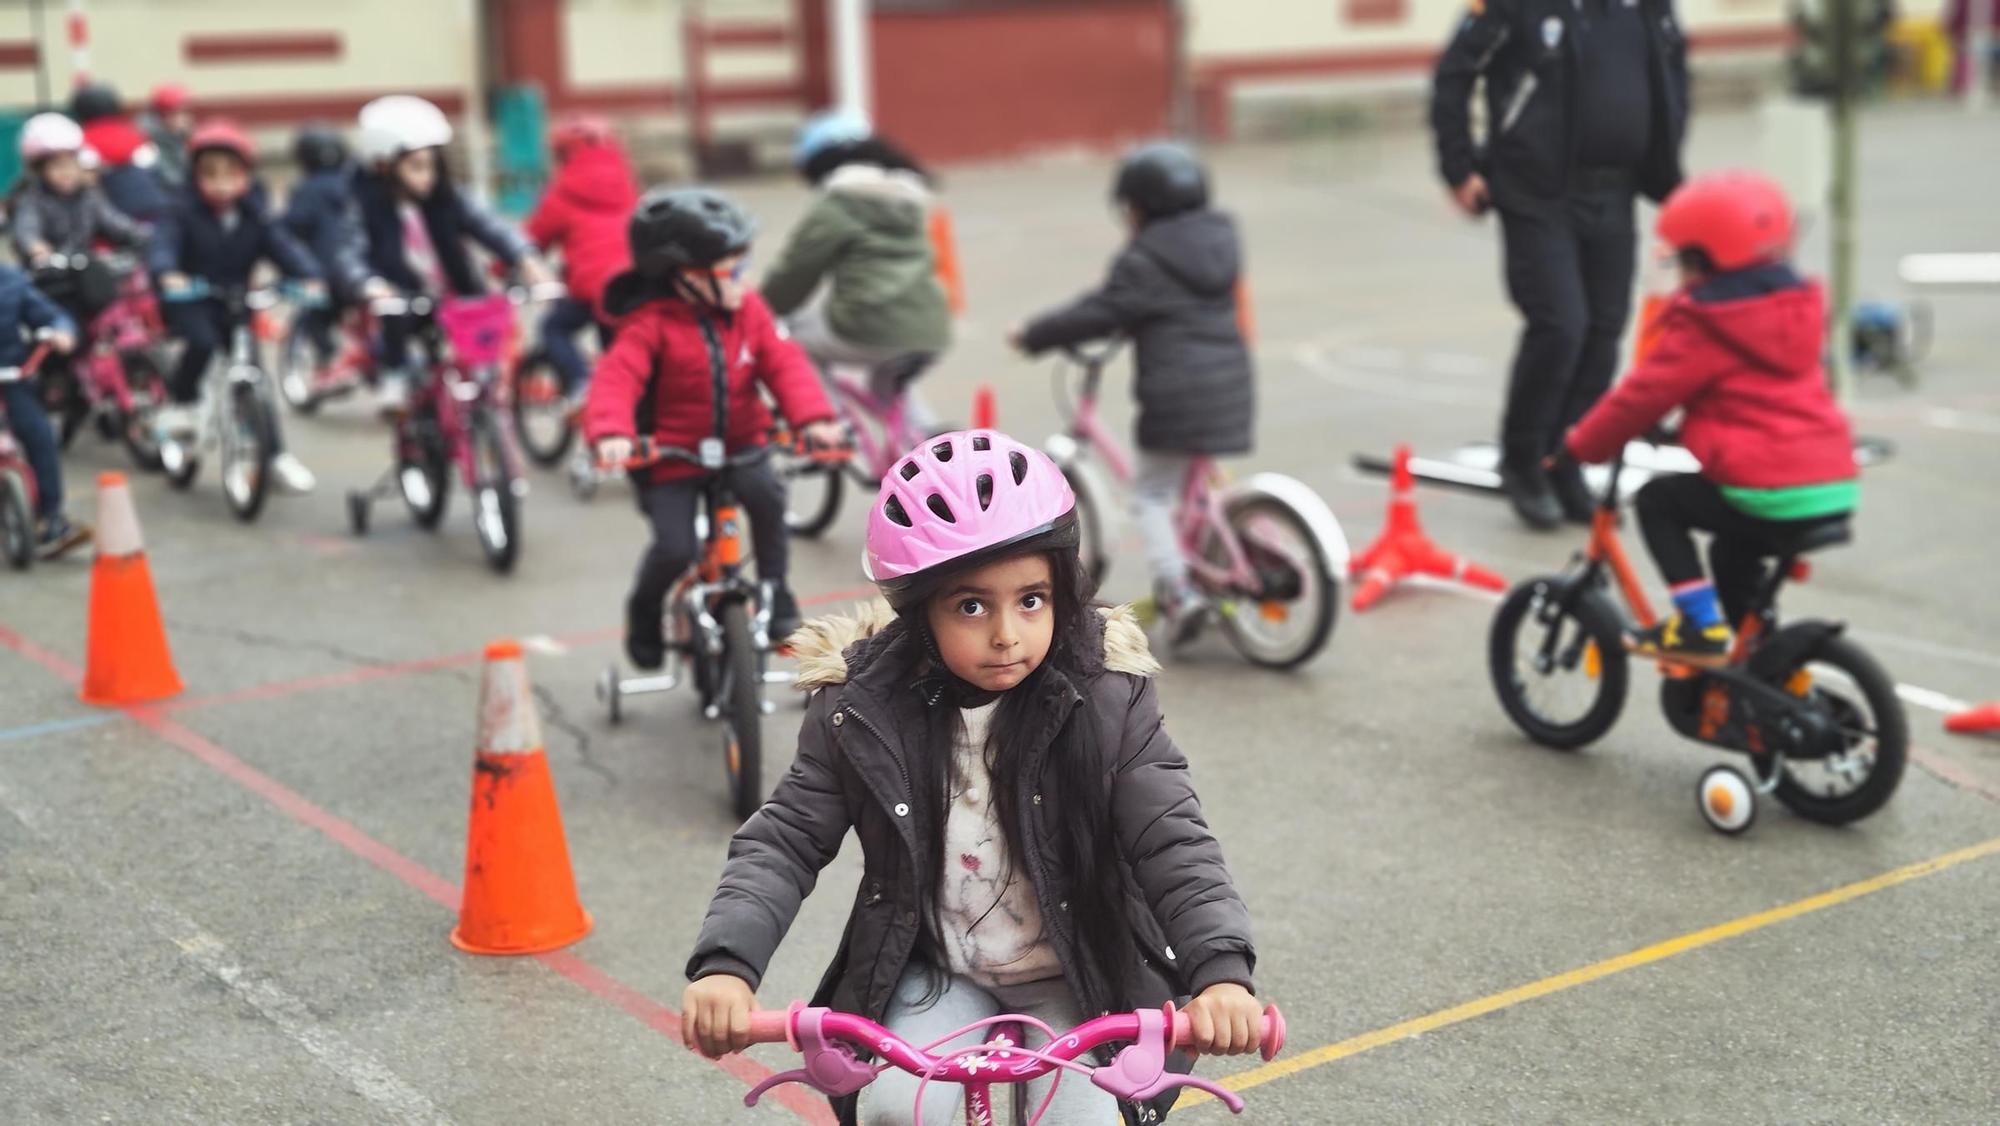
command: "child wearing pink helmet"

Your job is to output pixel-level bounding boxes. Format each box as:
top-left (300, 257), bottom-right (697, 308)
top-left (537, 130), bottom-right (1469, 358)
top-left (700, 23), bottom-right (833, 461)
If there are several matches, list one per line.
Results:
top-left (681, 429), bottom-right (1267, 1125)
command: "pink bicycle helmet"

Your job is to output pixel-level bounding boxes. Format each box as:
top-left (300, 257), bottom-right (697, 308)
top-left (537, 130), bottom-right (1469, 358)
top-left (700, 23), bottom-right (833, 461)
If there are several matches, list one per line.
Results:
top-left (864, 430), bottom-right (1078, 608)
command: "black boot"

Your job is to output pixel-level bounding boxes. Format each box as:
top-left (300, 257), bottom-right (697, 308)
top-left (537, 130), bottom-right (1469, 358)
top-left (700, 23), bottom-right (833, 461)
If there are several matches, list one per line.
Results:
top-left (1499, 454), bottom-right (1563, 531)
top-left (765, 582), bottom-right (802, 646)
top-left (624, 593), bottom-right (665, 671)
top-left (1547, 457), bottom-right (1596, 524)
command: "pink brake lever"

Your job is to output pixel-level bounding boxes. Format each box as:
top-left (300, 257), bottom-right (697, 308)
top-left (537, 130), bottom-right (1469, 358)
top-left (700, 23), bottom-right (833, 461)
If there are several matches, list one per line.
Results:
top-left (741, 1006), bottom-right (875, 1107)
top-left (1089, 1007), bottom-right (1247, 1113)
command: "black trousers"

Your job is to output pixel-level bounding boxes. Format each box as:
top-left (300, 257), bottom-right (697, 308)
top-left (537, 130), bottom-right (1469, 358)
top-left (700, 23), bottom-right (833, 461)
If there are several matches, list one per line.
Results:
top-left (626, 462), bottom-right (788, 646)
top-left (162, 297), bottom-right (231, 404)
top-left (1635, 473), bottom-right (1847, 626)
top-left (1497, 184), bottom-right (1637, 464)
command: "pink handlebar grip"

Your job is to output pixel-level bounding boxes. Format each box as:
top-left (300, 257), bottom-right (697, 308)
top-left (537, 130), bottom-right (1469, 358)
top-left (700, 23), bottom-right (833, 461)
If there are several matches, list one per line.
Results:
top-left (1169, 1004), bottom-right (1287, 1061)
top-left (745, 1011), bottom-right (791, 1044)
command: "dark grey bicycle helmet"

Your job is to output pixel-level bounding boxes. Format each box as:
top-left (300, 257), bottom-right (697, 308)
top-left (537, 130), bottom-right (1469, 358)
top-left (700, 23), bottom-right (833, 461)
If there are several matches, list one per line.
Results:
top-left (293, 123), bottom-right (349, 173)
top-left (628, 187), bottom-right (756, 276)
top-left (69, 82), bottom-right (123, 124)
top-left (1113, 142), bottom-right (1209, 221)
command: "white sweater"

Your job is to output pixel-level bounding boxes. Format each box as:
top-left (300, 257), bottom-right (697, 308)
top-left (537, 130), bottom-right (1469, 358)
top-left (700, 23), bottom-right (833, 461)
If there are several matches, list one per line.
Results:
top-left (937, 701), bottom-right (1060, 986)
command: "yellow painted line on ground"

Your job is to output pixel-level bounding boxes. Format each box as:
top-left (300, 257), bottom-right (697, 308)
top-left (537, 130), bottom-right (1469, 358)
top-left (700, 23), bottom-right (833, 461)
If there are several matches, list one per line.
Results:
top-left (1184, 833), bottom-right (2000, 1108)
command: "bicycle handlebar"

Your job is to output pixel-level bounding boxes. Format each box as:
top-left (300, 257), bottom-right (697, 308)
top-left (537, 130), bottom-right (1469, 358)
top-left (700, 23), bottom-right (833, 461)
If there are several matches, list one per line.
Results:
top-left (600, 434), bottom-right (852, 473)
top-left (368, 282), bottom-right (567, 318)
top-left (738, 1001), bottom-right (1284, 1114)
top-left (1059, 338), bottom-right (1127, 368)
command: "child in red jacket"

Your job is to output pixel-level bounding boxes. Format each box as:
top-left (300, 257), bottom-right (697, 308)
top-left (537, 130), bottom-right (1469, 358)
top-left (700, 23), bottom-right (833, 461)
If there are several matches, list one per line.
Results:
top-left (1564, 171), bottom-right (1857, 659)
top-left (524, 115), bottom-right (636, 405)
top-left (585, 187), bottom-right (842, 670)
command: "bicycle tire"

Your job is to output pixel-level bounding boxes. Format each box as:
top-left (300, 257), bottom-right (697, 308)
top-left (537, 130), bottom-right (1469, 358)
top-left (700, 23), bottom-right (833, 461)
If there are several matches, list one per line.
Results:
top-left (779, 454), bottom-right (844, 538)
top-left (721, 601), bottom-right (764, 823)
top-left (1488, 577), bottom-right (1630, 750)
top-left (1, 470), bottom-right (34, 570)
top-left (1770, 636), bottom-right (1907, 825)
top-left (1215, 495), bottom-right (1338, 669)
top-left (1062, 462), bottom-right (1110, 590)
top-left (118, 352), bottom-right (167, 471)
top-left (221, 379), bottom-right (277, 523)
top-left (471, 410), bottom-right (521, 573)
top-left (276, 319), bottom-right (321, 415)
top-left (509, 350), bottom-right (575, 468)
top-left (399, 410), bottom-right (451, 530)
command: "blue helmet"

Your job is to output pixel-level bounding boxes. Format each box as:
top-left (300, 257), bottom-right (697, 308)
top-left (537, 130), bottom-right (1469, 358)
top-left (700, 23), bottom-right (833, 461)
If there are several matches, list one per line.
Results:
top-left (793, 109), bottom-right (871, 168)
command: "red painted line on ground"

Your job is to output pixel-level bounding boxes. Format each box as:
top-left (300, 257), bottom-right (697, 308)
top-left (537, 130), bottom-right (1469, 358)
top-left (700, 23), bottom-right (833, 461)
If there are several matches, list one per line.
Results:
top-left (0, 621), bottom-right (831, 1123)
top-left (1911, 744), bottom-right (2000, 805)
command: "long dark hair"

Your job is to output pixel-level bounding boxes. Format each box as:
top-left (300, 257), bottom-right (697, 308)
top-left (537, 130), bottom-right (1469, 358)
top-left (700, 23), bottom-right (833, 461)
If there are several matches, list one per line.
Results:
top-left (897, 546), bottom-right (1135, 1006)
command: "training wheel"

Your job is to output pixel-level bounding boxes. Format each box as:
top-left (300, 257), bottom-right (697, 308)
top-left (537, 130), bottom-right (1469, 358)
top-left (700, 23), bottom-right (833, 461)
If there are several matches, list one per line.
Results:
top-left (597, 663), bottom-right (623, 725)
top-left (346, 490), bottom-right (371, 535)
top-left (1697, 766), bottom-right (1756, 835)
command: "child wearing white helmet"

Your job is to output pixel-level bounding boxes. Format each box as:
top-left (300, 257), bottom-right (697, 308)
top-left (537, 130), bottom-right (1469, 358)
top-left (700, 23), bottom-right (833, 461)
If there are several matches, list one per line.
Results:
top-left (10, 112), bottom-right (146, 321)
top-left (345, 95), bottom-right (552, 412)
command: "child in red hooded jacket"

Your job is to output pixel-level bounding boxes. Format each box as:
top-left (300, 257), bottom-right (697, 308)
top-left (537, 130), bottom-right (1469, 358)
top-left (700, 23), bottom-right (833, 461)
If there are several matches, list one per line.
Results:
top-left (584, 187), bottom-right (842, 671)
top-left (525, 115), bottom-right (637, 406)
top-left (1564, 171), bottom-right (1857, 659)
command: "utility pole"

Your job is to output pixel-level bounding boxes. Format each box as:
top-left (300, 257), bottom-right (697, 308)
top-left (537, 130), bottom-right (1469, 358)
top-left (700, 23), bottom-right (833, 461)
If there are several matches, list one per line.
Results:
top-left (1826, 0), bottom-right (1857, 401)
top-left (459, 0), bottom-right (494, 201)
top-left (831, 0), bottom-right (872, 120)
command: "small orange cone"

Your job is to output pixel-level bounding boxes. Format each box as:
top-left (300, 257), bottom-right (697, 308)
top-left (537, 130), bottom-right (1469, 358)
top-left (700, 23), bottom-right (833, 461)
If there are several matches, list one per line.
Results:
top-left (929, 206), bottom-right (967, 316)
top-left (451, 640), bottom-right (593, 955)
top-left (1945, 702), bottom-right (2000, 735)
top-left (80, 472), bottom-right (183, 706)
top-left (971, 384), bottom-right (998, 431)
top-left (1349, 445), bottom-right (1506, 612)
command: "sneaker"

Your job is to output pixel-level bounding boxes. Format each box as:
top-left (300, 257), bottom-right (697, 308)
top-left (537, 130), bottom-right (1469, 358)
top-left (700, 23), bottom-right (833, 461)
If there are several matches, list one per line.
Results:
top-left (1630, 615), bottom-right (1731, 663)
top-left (375, 372), bottom-right (411, 417)
top-left (270, 452), bottom-right (317, 495)
top-left (1547, 459), bottom-right (1596, 525)
top-left (36, 515), bottom-right (92, 560)
top-left (1156, 580), bottom-right (1211, 650)
top-left (765, 581), bottom-right (802, 646)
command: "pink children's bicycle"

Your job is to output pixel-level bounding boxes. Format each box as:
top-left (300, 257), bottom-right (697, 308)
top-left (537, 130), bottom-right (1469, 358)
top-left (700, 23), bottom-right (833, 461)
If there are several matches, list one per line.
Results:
top-left (740, 1000), bottom-right (1284, 1125)
top-left (1044, 341), bottom-right (1347, 669)
top-left (0, 340), bottom-right (55, 569)
top-left (33, 252), bottom-right (171, 471)
top-left (776, 352), bottom-right (937, 538)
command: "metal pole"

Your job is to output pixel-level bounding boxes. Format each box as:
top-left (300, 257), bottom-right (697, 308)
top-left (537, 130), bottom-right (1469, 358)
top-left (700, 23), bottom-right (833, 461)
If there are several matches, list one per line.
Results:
top-left (1825, 0), bottom-right (1858, 401)
top-left (831, 0), bottom-right (872, 120)
top-left (1969, 0), bottom-right (1994, 110)
top-left (64, 0), bottom-right (88, 89)
top-left (458, 0), bottom-right (494, 201)
top-left (29, 0), bottom-right (49, 107)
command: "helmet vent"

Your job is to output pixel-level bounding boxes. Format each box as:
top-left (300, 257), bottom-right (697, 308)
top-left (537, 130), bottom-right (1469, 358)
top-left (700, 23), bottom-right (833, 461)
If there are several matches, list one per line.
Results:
top-left (931, 441), bottom-right (954, 462)
top-left (898, 460), bottom-right (921, 481)
top-left (1009, 451), bottom-right (1029, 485)
top-left (926, 494), bottom-right (957, 523)
top-left (970, 435), bottom-right (991, 451)
top-left (883, 495), bottom-right (912, 527)
top-left (975, 474), bottom-right (993, 511)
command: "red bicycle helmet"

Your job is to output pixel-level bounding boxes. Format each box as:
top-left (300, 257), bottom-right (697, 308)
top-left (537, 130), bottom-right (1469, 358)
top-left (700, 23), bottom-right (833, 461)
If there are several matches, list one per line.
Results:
top-left (151, 83), bottom-right (193, 113)
top-left (551, 113), bottom-right (613, 160)
top-left (1656, 170), bottom-right (1794, 272)
top-left (188, 119), bottom-right (257, 165)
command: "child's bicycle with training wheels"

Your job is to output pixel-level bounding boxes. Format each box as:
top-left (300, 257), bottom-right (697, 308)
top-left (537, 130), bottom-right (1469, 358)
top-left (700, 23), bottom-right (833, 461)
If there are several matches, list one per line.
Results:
top-left (274, 295), bottom-right (378, 414)
top-left (1487, 448), bottom-right (1906, 835)
top-left (735, 999), bottom-right (1284, 1124)
top-left (346, 288), bottom-right (555, 574)
top-left (1043, 339), bottom-right (1347, 669)
top-left (773, 351), bottom-right (937, 538)
top-left (157, 281), bottom-right (301, 523)
top-left (33, 251), bottom-right (172, 471)
top-left (595, 435), bottom-right (847, 822)
top-left (0, 338), bottom-right (56, 570)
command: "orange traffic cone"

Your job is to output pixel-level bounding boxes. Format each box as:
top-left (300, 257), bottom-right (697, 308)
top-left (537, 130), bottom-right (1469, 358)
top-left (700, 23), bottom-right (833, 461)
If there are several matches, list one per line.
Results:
top-left (971, 384), bottom-right (998, 431)
top-left (451, 640), bottom-right (593, 955)
top-left (1945, 702), bottom-right (2000, 735)
top-left (1349, 445), bottom-right (1506, 612)
top-left (79, 472), bottom-right (183, 706)
top-left (929, 206), bottom-right (967, 317)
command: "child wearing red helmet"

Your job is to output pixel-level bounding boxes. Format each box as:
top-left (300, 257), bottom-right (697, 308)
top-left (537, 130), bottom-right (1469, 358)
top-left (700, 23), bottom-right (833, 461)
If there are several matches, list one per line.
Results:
top-left (1563, 171), bottom-right (1857, 659)
top-left (149, 120), bottom-right (326, 493)
top-left (524, 114), bottom-right (636, 406)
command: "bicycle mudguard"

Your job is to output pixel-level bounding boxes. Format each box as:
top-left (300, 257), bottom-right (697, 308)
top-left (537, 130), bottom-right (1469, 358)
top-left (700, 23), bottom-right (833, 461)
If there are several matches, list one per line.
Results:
top-left (1744, 619), bottom-right (1848, 684)
top-left (1222, 472), bottom-right (1352, 578)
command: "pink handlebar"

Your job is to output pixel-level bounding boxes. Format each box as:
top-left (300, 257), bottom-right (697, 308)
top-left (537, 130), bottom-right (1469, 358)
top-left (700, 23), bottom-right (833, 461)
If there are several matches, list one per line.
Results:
top-left (745, 1003), bottom-right (1284, 1059)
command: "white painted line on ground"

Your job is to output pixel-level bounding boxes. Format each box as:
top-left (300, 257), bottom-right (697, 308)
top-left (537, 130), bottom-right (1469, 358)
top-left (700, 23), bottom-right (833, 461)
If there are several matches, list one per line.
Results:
top-left (1420, 352), bottom-right (1495, 380)
top-left (1334, 345), bottom-right (1407, 370)
top-left (1293, 344), bottom-right (1487, 409)
top-left (1854, 629), bottom-right (2000, 674)
top-left (0, 783), bottom-right (453, 1126)
top-left (1896, 684), bottom-right (1972, 715)
top-left (521, 634), bottom-right (570, 657)
top-left (1922, 407), bottom-right (2000, 436)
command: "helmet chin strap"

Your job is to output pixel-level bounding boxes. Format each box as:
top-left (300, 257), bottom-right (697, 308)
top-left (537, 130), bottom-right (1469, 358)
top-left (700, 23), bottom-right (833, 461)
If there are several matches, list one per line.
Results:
top-left (670, 271), bottom-right (731, 311)
top-left (901, 610), bottom-right (1002, 709)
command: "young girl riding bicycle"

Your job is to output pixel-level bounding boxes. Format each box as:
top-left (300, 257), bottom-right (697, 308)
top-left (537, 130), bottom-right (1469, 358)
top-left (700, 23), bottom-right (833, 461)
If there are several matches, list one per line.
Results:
top-left (680, 430), bottom-right (1265, 1125)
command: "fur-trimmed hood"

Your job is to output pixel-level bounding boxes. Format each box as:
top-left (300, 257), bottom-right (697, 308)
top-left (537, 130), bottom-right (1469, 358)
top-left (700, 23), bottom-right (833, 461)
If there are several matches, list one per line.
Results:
top-left (791, 599), bottom-right (1160, 690)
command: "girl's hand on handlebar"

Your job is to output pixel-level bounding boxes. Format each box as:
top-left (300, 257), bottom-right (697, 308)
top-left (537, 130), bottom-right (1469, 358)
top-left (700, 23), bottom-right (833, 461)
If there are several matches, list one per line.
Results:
top-left (682, 974), bottom-right (758, 1058)
top-left (1182, 983), bottom-right (1265, 1057)
top-left (160, 272), bottom-right (192, 297)
top-left (594, 436), bottom-right (634, 467)
top-left (1005, 323), bottom-right (1027, 353)
top-left (363, 276), bottom-right (398, 302)
top-left (518, 257), bottom-right (556, 288)
top-left (45, 330), bottom-right (76, 355)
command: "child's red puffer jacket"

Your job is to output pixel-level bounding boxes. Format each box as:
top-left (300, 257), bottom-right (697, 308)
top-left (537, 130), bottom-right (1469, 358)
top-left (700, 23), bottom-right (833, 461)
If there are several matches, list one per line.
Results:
top-left (524, 141), bottom-right (637, 313)
top-left (583, 290), bottom-right (834, 483)
top-left (1567, 265), bottom-right (1856, 489)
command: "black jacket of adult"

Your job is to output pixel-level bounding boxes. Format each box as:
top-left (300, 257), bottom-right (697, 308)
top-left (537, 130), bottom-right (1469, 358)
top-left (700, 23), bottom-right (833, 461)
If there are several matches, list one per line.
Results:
top-left (146, 185), bottom-right (319, 289)
top-left (282, 166), bottom-right (369, 296)
top-left (350, 170), bottom-right (530, 296)
top-left (1018, 209), bottom-right (1255, 455)
top-left (1430, 0), bottom-right (1690, 203)
top-left (687, 604), bottom-right (1256, 1125)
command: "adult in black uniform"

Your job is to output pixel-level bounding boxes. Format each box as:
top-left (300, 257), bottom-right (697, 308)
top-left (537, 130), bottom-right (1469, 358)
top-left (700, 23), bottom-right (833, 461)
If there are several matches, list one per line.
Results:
top-left (1431, 0), bottom-right (1689, 528)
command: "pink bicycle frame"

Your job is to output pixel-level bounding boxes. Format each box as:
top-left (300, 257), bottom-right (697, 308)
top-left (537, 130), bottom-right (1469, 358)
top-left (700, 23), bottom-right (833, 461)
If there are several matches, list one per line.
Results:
top-left (820, 366), bottom-right (921, 480)
top-left (74, 265), bottom-right (161, 414)
top-left (742, 1000), bottom-right (1284, 1125)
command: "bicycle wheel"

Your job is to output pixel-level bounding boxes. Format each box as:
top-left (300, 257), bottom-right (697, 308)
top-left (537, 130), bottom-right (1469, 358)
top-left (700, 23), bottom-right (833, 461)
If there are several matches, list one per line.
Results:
top-left (470, 410), bottom-right (522, 574)
top-left (399, 409), bottom-right (451, 530)
top-left (276, 319), bottom-right (321, 415)
top-left (1062, 461), bottom-right (1110, 590)
top-left (1, 470), bottom-right (34, 570)
top-left (1488, 577), bottom-right (1629, 750)
top-left (509, 350), bottom-right (575, 468)
top-left (1769, 636), bottom-right (1907, 825)
top-left (119, 352), bottom-right (167, 471)
top-left (776, 446), bottom-right (843, 538)
top-left (721, 600), bottom-right (764, 823)
top-left (220, 379), bottom-right (277, 523)
top-left (1209, 495), bottom-right (1338, 669)
top-left (46, 364), bottom-right (89, 451)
